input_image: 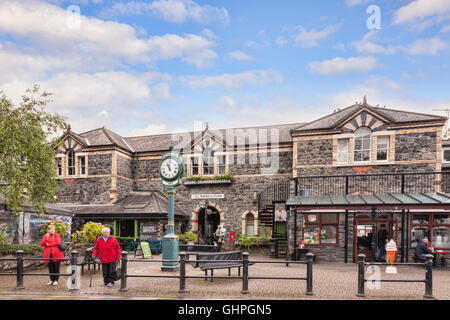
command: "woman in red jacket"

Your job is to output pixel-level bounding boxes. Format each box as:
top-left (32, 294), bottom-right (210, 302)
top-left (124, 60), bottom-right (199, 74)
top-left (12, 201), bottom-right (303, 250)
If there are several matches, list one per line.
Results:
top-left (40, 224), bottom-right (64, 286)
top-left (92, 227), bottom-right (122, 287)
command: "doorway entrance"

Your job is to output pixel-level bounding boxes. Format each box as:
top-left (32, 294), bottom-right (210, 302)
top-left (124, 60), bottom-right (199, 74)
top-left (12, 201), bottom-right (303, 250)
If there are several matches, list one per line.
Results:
top-left (354, 215), bottom-right (398, 262)
top-left (198, 206), bottom-right (220, 245)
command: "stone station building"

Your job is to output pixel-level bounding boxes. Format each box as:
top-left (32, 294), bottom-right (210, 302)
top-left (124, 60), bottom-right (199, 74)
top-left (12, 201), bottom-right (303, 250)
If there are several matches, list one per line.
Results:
top-left (6, 101), bottom-right (449, 263)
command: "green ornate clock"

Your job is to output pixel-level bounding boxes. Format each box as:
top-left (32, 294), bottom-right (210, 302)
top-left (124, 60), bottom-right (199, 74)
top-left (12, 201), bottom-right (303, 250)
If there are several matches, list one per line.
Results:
top-left (159, 143), bottom-right (185, 188)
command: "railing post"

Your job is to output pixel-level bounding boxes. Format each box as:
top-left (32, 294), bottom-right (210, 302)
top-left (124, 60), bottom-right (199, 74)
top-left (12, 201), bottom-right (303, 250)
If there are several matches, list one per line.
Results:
top-left (357, 254), bottom-right (366, 297)
top-left (241, 252), bottom-right (249, 294)
top-left (70, 250), bottom-right (79, 291)
top-left (305, 252), bottom-right (314, 296)
top-left (16, 250), bottom-right (24, 290)
top-left (119, 251), bottom-right (128, 292)
top-left (424, 254), bottom-right (434, 299)
top-left (179, 252), bottom-right (187, 293)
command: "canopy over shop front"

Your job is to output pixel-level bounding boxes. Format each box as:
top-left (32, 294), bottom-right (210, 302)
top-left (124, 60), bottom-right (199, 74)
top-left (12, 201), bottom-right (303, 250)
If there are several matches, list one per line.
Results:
top-left (285, 192), bottom-right (450, 263)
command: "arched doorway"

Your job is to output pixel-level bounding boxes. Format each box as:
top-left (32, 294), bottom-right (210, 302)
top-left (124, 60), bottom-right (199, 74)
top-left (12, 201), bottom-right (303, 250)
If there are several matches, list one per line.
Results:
top-left (191, 201), bottom-right (225, 244)
top-left (198, 206), bottom-right (220, 245)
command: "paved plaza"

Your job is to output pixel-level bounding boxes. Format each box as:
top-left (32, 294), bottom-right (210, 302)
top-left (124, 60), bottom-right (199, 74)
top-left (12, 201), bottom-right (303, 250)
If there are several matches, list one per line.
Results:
top-left (0, 254), bottom-right (449, 300)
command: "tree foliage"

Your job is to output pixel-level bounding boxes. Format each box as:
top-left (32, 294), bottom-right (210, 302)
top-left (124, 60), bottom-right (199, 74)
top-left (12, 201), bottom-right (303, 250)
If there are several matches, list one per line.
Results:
top-left (0, 85), bottom-right (67, 218)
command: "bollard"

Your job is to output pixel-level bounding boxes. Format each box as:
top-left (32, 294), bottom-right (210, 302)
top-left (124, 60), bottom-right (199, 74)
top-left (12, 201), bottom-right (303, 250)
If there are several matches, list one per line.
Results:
top-left (16, 250), bottom-right (24, 290)
top-left (424, 254), bottom-right (434, 299)
top-left (179, 252), bottom-right (187, 293)
top-left (357, 254), bottom-right (366, 297)
top-left (119, 251), bottom-right (128, 292)
top-left (241, 252), bottom-right (249, 294)
top-left (70, 250), bottom-right (79, 291)
top-left (305, 253), bottom-right (314, 295)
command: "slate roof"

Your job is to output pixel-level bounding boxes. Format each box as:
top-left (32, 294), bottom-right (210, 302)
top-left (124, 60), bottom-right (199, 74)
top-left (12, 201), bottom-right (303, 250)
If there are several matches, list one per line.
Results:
top-left (292, 104), bottom-right (447, 132)
top-left (74, 122), bottom-right (305, 153)
top-left (55, 191), bottom-right (188, 217)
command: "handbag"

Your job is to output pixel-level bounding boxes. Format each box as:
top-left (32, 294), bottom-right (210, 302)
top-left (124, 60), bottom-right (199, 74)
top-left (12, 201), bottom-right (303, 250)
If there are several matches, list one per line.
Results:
top-left (57, 238), bottom-right (67, 252)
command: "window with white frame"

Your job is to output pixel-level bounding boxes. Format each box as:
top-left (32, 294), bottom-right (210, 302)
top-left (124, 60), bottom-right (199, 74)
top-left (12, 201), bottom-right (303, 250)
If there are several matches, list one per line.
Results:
top-left (191, 157), bottom-right (199, 175)
top-left (354, 127), bottom-right (371, 162)
top-left (203, 148), bottom-right (214, 175)
top-left (67, 149), bottom-right (75, 176)
top-left (56, 158), bottom-right (62, 176)
top-left (337, 139), bottom-right (349, 163)
top-left (443, 148), bottom-right (450, 163)
top-left (79, 156), bottom-right (86, 175)
top-left (376, 136), bottom-right (389, 161)
top-left (217, 155), bottom-right (226, 174)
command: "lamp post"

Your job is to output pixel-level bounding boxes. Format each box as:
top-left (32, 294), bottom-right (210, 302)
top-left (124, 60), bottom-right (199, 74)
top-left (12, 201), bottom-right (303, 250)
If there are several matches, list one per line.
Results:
top-left (159, 141), bottom-right (184, 272)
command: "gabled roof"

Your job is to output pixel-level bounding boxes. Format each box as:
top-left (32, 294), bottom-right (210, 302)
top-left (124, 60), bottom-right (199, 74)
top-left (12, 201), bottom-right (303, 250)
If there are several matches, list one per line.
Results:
top-left (292, 103), bottom-right (447, 133)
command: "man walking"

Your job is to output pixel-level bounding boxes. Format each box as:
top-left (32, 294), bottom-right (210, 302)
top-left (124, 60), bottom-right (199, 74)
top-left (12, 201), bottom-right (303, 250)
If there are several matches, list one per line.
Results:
top-left (92, 227), bottom-right (122, 287)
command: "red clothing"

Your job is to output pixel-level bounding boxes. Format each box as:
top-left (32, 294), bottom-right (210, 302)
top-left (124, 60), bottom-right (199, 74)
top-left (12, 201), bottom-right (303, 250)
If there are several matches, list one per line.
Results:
top-left (93, 236), bottom-right (121, 263)
top-left (40, 233), bottom-right (64, 263)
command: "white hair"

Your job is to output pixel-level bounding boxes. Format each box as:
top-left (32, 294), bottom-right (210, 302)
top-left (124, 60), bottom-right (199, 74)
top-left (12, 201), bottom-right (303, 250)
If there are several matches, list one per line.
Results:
top-left (102, 227), bottom-right (110, 233)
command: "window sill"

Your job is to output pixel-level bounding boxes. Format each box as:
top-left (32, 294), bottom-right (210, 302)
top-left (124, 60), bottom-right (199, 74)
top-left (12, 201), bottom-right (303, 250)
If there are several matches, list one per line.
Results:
top-left (333, 161), bottom-right (394, 167)
top-left (183, 179), bottom-right (233, 186)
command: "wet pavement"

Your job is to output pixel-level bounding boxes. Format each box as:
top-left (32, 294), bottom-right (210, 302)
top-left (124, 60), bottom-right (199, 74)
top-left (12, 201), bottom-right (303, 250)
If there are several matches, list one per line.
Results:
top-left (0, 254), bottom-right (449, 300)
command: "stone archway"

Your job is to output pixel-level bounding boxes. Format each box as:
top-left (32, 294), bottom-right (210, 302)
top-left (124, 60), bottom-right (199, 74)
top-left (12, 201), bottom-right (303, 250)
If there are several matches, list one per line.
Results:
top-left (190, 201), bottom-right (225, 233)
top-left (241, 210), bottom-right (258, 236)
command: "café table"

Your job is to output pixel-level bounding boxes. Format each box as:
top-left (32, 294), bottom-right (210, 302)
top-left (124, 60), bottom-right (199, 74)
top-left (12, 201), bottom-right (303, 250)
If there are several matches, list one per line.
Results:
top-left (294, 247), bottom-right (310, 261)
top-left (433, 250), bottom-right (449, 267)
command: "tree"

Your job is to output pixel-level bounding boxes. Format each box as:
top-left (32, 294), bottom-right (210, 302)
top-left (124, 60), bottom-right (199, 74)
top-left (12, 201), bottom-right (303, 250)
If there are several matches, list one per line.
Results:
top-left (0, 85), bottom-right (67, 218)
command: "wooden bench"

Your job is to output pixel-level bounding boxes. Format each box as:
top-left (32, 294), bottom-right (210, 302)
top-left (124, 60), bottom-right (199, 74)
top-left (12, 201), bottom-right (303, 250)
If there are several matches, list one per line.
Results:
top-left (193, 251), bottom-right (254, 282)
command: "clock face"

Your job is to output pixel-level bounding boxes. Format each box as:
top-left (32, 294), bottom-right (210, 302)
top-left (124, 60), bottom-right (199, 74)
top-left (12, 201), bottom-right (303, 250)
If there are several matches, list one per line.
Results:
top-left (160, 158), bottom-right (180, 180)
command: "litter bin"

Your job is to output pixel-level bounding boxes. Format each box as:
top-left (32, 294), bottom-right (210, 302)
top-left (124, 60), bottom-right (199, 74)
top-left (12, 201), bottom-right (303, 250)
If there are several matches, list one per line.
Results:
top-left (269, 238), bottom-right (278, 258)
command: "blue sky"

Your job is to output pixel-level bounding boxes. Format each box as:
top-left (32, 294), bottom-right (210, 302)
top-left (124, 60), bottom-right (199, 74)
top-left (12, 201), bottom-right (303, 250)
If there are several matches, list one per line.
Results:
top-left (0, 0), bottom-right (449, 136)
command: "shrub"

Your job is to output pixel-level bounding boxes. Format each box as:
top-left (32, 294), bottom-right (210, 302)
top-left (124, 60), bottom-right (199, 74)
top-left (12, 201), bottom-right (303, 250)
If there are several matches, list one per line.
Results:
top-left (0, 243), bottom-right (43, 256)
top-left (72, 221), bottom-right (106, 243)
top-left (184, 231), bottom-right (197, 243)
top-left (0, 224), bottom-right (11, 244)
top-left (39, 216), bottom-right (70, 238)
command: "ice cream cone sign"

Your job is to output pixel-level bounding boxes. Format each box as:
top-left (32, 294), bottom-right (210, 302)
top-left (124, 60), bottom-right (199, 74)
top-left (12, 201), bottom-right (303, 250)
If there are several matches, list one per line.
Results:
top-left (385, 239), bottom-right (398, 274)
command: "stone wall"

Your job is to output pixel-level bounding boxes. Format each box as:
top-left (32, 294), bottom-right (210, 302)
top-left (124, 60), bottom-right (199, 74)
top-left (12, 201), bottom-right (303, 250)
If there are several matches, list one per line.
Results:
top-left (395, 132), bottom-right (437, 161)
top-left (87, 154), bottom-right (112, 175)
top-left (57, 177), bottom-right (111, 204)
top-left (297, 139), bottom-right (333, 166)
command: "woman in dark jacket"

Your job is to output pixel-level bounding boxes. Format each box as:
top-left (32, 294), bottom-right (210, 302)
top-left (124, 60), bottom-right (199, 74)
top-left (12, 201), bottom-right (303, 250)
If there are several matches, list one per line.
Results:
top-left (40, 224), bottom-right (64, 286)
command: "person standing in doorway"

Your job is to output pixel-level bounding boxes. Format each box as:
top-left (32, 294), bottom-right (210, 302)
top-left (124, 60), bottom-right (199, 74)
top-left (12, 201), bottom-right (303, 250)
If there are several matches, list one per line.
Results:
top-left (92, 227), bottom-right (122, 287)
top-left (40, 224), bottom-right (64, 286)
top-left (214, 225), bottom-right (224, 252)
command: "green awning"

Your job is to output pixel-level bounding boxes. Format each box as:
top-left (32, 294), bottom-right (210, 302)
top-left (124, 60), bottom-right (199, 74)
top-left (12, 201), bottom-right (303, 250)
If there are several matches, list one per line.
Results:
top-left (286, 192), bottom-right (450, 209)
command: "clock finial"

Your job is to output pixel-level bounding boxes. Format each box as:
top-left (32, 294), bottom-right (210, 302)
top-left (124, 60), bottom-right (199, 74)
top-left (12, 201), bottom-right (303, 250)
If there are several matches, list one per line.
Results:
top-left (169, 138), bottom-right (174, 151)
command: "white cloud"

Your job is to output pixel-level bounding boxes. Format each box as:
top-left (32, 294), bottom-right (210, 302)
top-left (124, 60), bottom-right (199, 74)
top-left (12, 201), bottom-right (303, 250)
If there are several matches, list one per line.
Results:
top-left (352, 31), bottom-right (398, 55)
top-left (0, 0), bottom-right (218, 68)
top-left (308, 56), bottom-right (379, 76)
top-left (130, 123), bottom-right (169, 136)
top-left (228, 50), bottom-right (253, 61)
top-left (179, 70), bottom-right (284, 89)
top-left (406, 37), bottom-right (448, 55)
top-left (275, 36), bottom-right (288, 47)
top-left (99, 0), bottom-right (230, 25)
top-left (345, 0), bottom-right (371, 7)
top-left (393, 0), bottom-right (450, 29)
top-left (292, 23), bottom-right (342, 47)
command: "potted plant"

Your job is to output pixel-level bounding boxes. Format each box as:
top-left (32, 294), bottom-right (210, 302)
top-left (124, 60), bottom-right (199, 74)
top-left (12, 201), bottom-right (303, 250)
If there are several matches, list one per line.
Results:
top-left (184, 232), bottom-right (197, 245)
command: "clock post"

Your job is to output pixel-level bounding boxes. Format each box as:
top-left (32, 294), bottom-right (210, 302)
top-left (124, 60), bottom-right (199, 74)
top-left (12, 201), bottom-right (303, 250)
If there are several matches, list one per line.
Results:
top-left (159, 141), bottom-right (184, 272)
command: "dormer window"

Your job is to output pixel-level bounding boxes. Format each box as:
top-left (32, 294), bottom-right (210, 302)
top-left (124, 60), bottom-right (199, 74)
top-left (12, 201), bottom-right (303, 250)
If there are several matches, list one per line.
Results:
top-left (354, 127), bottom-right (371, 162)
top-left (203, 147), bottom-right (214, 175)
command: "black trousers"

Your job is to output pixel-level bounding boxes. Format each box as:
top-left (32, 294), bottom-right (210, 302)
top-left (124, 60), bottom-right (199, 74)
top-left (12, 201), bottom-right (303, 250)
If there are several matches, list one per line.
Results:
top-left (48, 254), bottom-right (61, 282)
top-left (101, 261), bottom-right (117, 285)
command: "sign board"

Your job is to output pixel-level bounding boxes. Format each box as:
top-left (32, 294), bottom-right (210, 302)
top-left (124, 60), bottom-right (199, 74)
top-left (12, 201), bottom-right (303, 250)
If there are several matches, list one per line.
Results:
top-left (275, 210), bottom-right (287, 222)
top-left (135, 242), bottom-right (152, 258)
top-left (143, 225), bottom-right (157, 233)
top-left (191, 194), bottom-right (225, 200)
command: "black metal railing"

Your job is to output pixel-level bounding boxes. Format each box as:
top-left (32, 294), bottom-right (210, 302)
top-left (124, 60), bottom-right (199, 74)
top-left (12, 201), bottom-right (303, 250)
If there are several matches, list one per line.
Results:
top-left (0, 250), bottom-right (80, 290)
top-left (119, 251), bottom-right (314, 296)
top-left (296, 171), bottom-right (450, 197)
top-left (357, 254), bottom-right (434, 299)
top-left (258, 180), bottom-right (291, 210)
